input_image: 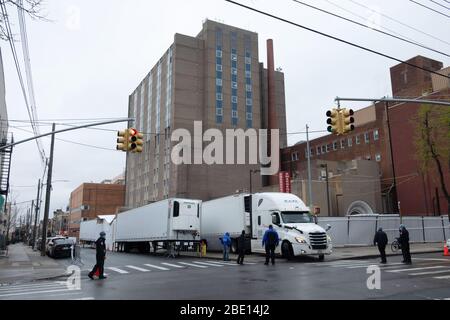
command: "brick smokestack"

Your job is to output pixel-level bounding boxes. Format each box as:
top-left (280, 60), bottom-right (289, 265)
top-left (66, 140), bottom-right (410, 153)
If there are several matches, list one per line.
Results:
top-left (266, 39), bottom-right (279, 186)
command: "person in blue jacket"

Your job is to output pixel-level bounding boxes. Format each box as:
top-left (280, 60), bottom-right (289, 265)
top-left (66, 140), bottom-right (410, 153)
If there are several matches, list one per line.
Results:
top-left (220, 232), bottom-right (232, 261)
top-left (262, 225), bottom-right (279, 265)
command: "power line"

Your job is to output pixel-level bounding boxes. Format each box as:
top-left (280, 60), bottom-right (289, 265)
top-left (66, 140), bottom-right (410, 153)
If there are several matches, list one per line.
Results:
top-left (292, 0), bottom-right (449, 57)
top-left (346, 0), bottom-right (450, 46)
top-left (0, 1), bottom-right (46, 164)
top-left (429, 0), bottom-right (450, 10)
top-left (224, 0), bottom-right (450, 80)
top-left (409, 0), bottom-right (450, 18)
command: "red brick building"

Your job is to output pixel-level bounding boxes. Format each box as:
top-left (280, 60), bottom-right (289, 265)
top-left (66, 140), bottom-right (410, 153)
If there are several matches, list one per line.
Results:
top-left (68, 181), bottom-right (125, 238)
top-left (281, 56), bottom-right (449, 216)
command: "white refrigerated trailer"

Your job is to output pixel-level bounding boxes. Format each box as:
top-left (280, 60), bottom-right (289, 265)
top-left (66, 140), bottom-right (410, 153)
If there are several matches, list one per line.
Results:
top-left (79, 215), bottom-right (116, 251)
top-left (115, 198), bottom-right (202, 253)
top-left (201, 192), bottom-right (332, 260)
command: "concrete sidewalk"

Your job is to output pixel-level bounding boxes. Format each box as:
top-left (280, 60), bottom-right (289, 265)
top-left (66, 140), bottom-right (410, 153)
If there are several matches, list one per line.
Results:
top-left (203, 242), bottom-right (445, 262)
top-left (0, 243), bottom-right (70, 285)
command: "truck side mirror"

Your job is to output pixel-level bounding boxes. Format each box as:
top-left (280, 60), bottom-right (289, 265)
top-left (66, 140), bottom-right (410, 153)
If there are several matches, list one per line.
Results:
top-left (326, 224), bottom-right (331, 231)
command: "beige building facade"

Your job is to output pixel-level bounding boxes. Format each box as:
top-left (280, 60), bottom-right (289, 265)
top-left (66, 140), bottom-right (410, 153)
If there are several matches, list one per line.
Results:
top-left (125, 20), bottom-right (287, 207)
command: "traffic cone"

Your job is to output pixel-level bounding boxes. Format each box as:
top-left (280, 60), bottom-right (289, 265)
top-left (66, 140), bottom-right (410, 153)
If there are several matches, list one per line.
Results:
top-left (444, 245), bottom-right (450, 256)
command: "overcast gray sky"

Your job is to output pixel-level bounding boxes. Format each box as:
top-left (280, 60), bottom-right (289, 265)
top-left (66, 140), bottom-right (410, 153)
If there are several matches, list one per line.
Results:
top-left (3, 0), bottom-right (449, 220)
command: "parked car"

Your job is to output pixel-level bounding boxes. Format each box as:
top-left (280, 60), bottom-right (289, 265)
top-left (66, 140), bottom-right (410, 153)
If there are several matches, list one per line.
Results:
top-left (48, 238), bottom-right (74, 258)
top-left (45, 237), bottom-right (66, 255)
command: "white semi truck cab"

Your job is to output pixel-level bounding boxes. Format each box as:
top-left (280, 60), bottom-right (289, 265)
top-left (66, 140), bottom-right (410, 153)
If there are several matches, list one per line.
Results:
top-left (250, 193), bottom-right (332, 260)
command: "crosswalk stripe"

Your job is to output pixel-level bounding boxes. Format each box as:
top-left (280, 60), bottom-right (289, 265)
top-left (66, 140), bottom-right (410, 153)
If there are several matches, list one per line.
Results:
top-left (0, 282), bottom-right (63, 290)
top-left (0, 284), bottom-right (65, 293)
top-left (161, 262), bottom-right (185, 268)
top-left (345, 262), bottom-right (406, 269)
top-left (106, 267), bottom-right (129, 274)
top-left (126, 265), bottom-right (150, 272)
top-left (0, 288), bottom-right (71, 298)
top-left (387, 266), bottom-right (445, 273)
top-left (206, 260), bottom-right (251, 265)
top-left (433, 275), bottom-right (450, 279)
top-left (178, 262), bottom-right (208, 268)
top-left (413, 258), bottom-right (450, 262)
top-left (192, 261), bottom-right (225, 267)
top-left (144, 264), bottom-right (170, 271)
top-left (409, 269), bottom-right (450, 276)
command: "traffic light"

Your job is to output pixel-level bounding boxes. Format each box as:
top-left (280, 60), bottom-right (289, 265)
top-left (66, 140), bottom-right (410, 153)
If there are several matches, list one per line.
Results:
top-left (127, 128), bottom-right (138, 152)
top-left (326, 108), bottom-right (341, 134)
top-left (116, 129), bottom-right (129, 151)
top-left (341, 108), bottom-right (355, 134)
top-left (133, 130), bottom-right (144, 153)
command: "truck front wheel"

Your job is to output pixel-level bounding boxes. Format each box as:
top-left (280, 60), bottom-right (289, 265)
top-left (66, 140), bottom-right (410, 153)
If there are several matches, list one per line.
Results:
top-left (318, 254), bottom-right (325, 261)
top-left (282, 241), bottom-right (294, 260)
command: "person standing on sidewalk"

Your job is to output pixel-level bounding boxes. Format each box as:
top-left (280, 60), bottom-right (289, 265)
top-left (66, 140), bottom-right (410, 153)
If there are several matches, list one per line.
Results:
top-left (88, 231), bottom-right (107, 279)
top-left (220, 232), bottom-right (231, 261)
top-left (262, 225), bottom-right (279, 265)
top-left (399, 225), bottom-right (412, 264)
top-left (236, 230), bottom-right (246, 265)
top-left (373, 227), bottom-right (388, 263)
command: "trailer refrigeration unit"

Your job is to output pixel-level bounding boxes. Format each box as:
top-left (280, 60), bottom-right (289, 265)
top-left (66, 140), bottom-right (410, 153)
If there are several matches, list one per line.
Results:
top-left (115, 198), bottom-right (202, 254)
top-left (201, 193), bottom-right (332, 261)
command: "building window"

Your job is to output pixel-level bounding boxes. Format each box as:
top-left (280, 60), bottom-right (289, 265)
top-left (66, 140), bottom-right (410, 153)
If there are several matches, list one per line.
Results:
top-left (355, 135), bottom-right (360, 145)
top-left (375, 153), bottom-right (381, 162)
top-left (246, 112), bottom-right (252, 120)
top-left (216, 108), bottom-right (223, 116)
top-left (231, 81), bottom-right (237, 89)
top-left (232, 110), bottom-right (238, 118)
top-left (216, 64), bottom-right (222, 72)
top-left (246, 98), bottom-right (252, 106)
top-left (292, 152), bottom-right (299, 161)
top-left (340, 139), bottom-right (345, 149)
top-left (245, 84), bottom-right (252, 92)
top-left (364, 132), bottom-right (370, 143)
top-left (316, 146), bottom-right (321, 155)
top-left (216, 93), bottom-right (223, 101)
top-left (348, 137), bottom-right (353, 147)
top-left (216, 50), bottom-right (222, 58)
top-left (216, 78), bottom-right (222, 86)
top-left (245, 70), bottom-right (251, 78)
top-left (231, 53), bottom-right (237, 61)
top-left (231, 96), bottom-right (238, 103)
top-left (310, 148), bottom-right (314, 157)
top-left (373, 129), bottom-right (379, 141)
top-left (245, 56), bottom-right (251, 64)
top-left (322, 145), bottom-right (326, 153)
top-left (333, 141), bottom-right (338, 151)
top-left (231, 67), bottom-right (237, 75)
top-left (326, 144), bottom-right (331, 152)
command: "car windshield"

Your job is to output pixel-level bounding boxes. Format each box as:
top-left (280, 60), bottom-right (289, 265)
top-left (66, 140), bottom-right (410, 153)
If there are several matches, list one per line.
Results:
top-left (281, 211), bottom-right (313, 223)
top-left (54, 239), bottom-right (71, 245)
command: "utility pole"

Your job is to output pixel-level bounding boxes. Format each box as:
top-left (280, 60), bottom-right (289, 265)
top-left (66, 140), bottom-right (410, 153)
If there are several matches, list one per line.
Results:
top-left (306, 124), bottom-right (313, 210)
top-left (384, 101), bottom-right (399, 214)
top-left (40, 123), bottom-right (55, 256)
top-left (321, 164), bottom-right (331, 216)
top-left (32, 179), bottom-right (40, 250)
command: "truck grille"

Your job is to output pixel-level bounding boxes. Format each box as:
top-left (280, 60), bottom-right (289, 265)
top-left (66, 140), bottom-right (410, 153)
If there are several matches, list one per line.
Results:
top-left (309, 232), bottom-right (327, 250)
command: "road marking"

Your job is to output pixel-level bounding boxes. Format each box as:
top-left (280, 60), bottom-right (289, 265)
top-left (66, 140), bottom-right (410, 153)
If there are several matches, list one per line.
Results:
top-left (0, 284), bottom-right (65, 292)
top-left (32, 262), bottom-right (40, 267)
top-left (192, 261), bottom-right (224, 267)
top-left (413, 258), bottom-right (450, 262)
top-left (433, 275), bottom-right (450, 279)
top-left (206, 260), bottom-right (254, 265)
top-left (161, 262), bottom-right (185, 268)
top-left (126, 265), bottom-right (150, 272)
top-left (72, 297), bottom-right (95, 300)
top-left (409, 269), bottom-right (450, 276)
top-left (143, 264), bottom-right (170, 271)
top-left (178, 262), bottom-right (208, 268)
top-left (387, 266), bottom-right (445, 273)
top-left (0, 288), bottom-right (72, 298)
top-left (106, 267), bottom-right (129, 274)
top-left (346, 262), bottom-right (405, 269)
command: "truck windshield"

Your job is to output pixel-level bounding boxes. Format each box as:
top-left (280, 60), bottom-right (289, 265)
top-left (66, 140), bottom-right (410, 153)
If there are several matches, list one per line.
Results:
top-left (281, 211), bottom-right (313, 223)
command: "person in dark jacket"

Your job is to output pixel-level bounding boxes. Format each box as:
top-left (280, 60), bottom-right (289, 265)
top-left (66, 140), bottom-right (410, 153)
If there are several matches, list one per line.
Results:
top-left (262, 225), bottom-right (279, 265)
top-left (373, 227), bottom-right (388, 263)
top-left (236, 230), bottom-right (246, 265)
top-left (88, 231), bottom-right (107, 279)
top-left (398, 224), bottom-right (412, 264)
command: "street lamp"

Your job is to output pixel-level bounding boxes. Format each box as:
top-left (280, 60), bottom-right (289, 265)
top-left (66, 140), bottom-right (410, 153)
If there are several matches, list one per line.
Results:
top-left (320, 164), bottom-right (331, 217)
top-left (249, 169), bottom-right (261, 194)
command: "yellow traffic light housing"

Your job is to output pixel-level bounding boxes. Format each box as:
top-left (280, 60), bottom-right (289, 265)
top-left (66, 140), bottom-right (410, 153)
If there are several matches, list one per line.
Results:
top-left (326, 108), bottom-right (342, 134)
top-left (134, 132), bottom-right (144, 153)
top-left (116, 129), bottom-right (129, 151)
top-left (341, 108), bottom-right (355, 134)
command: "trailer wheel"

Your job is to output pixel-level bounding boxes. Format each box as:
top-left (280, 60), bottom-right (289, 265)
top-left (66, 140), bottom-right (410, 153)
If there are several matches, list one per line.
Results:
top-left (281, 241), bottom-right (294, 260)
top-left (318, 254), bottom-right (325, 261)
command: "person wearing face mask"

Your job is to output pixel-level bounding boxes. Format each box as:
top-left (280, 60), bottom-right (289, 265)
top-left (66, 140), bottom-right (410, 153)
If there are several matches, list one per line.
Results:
top-left (88, 231), bottom-right (107, 279)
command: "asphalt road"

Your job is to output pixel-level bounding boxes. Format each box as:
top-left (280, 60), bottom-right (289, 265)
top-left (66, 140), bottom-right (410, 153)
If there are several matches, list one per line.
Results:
top-left (1, 249), bottom-right (449, 300)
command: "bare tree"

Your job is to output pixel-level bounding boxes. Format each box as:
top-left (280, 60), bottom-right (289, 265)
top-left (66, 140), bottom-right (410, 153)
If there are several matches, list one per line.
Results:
top-left (414, 104), bottom-right (450, 218)
top-left (0, 0), bottom-right (45, 41)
